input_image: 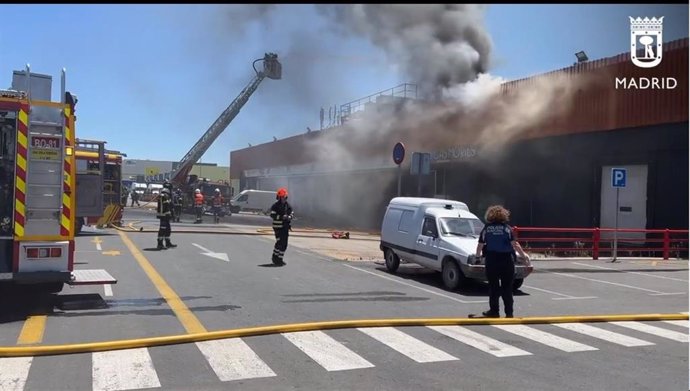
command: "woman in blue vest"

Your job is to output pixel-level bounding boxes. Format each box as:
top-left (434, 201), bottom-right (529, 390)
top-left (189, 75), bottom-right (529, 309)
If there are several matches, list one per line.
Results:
top-left (475, 205), bottom-right (529, 318)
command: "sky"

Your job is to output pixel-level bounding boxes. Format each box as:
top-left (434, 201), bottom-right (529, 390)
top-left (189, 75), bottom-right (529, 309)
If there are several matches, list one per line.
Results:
top-left (0, 4), bottom-right (687, 166)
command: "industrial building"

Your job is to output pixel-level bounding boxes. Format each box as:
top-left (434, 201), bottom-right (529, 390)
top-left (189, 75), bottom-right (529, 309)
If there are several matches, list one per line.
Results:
top-left (230, 38), bottom-right (688, 233)
top-left (122, 159), bottom-right (230, 184)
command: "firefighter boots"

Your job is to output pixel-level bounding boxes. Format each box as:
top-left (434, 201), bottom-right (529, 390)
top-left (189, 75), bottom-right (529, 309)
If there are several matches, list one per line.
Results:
top-left (165, 240), bottom-right (177, 249)
top-left (157, 240), bottom-right (167, 250)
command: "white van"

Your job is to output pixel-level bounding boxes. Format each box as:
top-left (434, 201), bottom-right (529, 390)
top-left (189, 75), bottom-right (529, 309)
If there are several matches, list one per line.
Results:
top-left (380, 197), bottom-right (533, 291)
top-left (230, 190), bottom-right (275, 214)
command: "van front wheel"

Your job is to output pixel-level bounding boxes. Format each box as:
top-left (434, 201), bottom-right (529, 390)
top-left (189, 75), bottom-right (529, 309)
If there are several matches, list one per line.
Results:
top-left (384, 249), bottom-right (400, 273)
top-left (442, 260), bottom-right (465, 291)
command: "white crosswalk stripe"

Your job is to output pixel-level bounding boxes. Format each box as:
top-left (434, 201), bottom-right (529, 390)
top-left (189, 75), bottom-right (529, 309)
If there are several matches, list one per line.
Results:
top-left (0, 357), bottom-right (33, 391)
top-left (196, 339), bottom-right (276, 382)
top-left (663, 320), bottom-right (689, 328)
top-left (92, 348), bottom-right (161, 391)
top-left (428, 325), bottom-right (532, 357)
top-left (358, 327), bottom-right (458, 363)
top-left (610, 321), bottom-right (689, 343)
top-left (283, 330), bottom-right (375, 371)
top-left (552, 323), bottom-right (654, 347)
top-left (493, 324), bottom-right (598, 352)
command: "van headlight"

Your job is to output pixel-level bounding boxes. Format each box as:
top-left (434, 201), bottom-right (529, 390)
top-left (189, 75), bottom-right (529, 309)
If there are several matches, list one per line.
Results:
top-left (467, 255), bottom-right (484, 265)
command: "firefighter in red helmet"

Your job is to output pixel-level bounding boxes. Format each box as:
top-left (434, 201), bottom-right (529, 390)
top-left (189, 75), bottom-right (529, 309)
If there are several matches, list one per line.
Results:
top-left (270, 187), bottom-right (293, 266)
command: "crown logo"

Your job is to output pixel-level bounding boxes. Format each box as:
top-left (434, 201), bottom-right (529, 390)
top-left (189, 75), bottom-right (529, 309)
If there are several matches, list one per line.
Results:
top-left (629, 16), bottom-right (664, 32)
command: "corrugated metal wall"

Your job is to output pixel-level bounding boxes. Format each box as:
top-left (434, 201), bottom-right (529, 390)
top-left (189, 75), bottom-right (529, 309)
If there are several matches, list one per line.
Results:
top-left (231, 38), bottom-right (688, 178)
top-left (501, 38), bottom-right (688, 140)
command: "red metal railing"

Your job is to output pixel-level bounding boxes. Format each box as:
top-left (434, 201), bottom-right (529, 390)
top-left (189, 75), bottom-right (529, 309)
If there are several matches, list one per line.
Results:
top-left (512, 227), bottom-right (689, 260)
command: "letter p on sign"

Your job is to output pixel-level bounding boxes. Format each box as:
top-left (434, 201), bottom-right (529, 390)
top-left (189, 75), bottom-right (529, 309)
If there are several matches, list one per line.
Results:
top-left (612, 168), bottom-right (626, 188)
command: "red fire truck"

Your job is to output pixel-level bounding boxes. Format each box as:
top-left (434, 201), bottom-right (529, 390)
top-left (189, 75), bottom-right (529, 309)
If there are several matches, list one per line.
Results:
top-left (0, 67), bottom-right (116, 293)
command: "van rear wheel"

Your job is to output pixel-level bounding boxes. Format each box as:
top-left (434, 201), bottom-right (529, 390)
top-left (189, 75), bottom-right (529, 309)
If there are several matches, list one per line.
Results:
top-left (384, 249), bottom-right (400, 273)
top-left (442, 259), bottom-right (465, 291)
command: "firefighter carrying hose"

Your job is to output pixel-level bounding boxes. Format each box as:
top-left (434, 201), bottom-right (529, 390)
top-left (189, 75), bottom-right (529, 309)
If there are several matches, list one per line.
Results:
top-left (156, 181), bottom-right (177, 250)
top-left (270, 187), bottom-right (293, 266)
top-left (194, 188), bottom-right (204, 224)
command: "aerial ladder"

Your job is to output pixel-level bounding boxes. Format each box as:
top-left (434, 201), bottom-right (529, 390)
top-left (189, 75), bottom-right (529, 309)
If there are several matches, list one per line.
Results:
top-left (169, 53), bottom-right (282, 187)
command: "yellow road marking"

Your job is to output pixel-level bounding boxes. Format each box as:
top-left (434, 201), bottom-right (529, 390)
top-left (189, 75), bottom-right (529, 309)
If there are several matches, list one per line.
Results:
top-left (92, 236), bottom-right (102, 251)
top-left (17, 315), bottom-right (47, 345)
top-left (117, 231), bottom-right (207, 334)
top-left (101, 250), bottom-right (121, 256)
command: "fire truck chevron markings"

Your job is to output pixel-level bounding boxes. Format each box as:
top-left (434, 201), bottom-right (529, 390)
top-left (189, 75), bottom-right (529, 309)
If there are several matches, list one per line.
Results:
top-left (192, 243), bottom-right (229, 262)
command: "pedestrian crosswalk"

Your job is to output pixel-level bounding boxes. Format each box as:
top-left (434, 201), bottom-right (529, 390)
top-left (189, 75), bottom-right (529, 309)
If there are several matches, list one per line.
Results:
top-left (0, 320), bottom-right (687, 391)
top-left (92, 348), bottom-right (161, 391)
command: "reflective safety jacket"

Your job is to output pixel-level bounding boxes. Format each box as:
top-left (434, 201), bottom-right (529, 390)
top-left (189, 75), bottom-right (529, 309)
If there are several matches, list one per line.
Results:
top-left (157, 192), bottom-right (173, 219)
top-left (270, 201), bottom-right (293, 230)
top-left (194, 193), bottom-right (204, 206)
top-left (212, 194), bottom-right (224, 207)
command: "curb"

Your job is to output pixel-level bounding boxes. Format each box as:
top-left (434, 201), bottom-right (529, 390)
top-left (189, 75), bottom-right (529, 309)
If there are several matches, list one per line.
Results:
top-left (112, 223), bottom-right (380, 241)
top-left (1, 313), bottom-right (686, 357)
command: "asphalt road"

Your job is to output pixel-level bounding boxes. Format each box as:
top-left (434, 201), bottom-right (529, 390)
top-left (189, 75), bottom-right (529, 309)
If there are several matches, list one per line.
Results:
top-left (0, 207), bottom-right (687, 391)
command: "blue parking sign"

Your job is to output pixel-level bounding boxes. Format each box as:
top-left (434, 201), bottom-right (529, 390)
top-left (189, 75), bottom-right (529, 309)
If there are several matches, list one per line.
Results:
top-left (612, 168), bottom-right (626, 188)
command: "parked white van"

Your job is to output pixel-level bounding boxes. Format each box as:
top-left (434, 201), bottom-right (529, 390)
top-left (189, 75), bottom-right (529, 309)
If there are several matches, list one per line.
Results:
top-left (380, 197), bottom-right (533, 291)
top-left (230, 190), bottom-right (276, 214)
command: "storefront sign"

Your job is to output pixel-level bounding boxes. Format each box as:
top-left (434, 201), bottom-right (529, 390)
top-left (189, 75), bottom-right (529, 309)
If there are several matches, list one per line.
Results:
top-left (432, 146), bottom-right (478, 162)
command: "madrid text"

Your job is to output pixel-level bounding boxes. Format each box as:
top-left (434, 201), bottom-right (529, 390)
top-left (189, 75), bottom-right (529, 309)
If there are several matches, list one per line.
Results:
top-left (615, 77), bottom-right (678, 90)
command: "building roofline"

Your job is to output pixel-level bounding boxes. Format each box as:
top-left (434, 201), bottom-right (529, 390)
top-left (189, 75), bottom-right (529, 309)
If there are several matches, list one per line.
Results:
top-left (502, 37), bottom-right (688, 87)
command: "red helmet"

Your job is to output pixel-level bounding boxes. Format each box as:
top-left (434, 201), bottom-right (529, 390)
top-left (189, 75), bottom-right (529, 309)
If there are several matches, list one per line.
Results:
top-left (276, 187), bottom-right (288, 199)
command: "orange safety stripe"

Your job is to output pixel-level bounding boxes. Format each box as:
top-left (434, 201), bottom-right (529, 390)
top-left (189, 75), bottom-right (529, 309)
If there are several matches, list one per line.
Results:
top-left (60, 106), bottom-right (73, 237)
top-left (13, 104), bottom-right (29, 238)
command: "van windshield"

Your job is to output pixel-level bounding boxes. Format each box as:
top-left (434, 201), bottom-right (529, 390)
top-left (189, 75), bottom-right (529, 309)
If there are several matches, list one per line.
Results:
top-left (439, 218), bottom-right (484, 238)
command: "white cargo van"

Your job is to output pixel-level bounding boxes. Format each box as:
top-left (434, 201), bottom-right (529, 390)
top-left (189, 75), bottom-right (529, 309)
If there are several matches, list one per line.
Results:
top-left (230, 190), bottom-right (275, 214)
top-left (380, 197), bottom-right (533, 291)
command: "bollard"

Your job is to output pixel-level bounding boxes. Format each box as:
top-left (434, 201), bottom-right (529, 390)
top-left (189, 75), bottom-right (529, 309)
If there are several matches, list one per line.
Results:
top-left (662, 229), bottom-right (670, 260)
top-left (592, 228), bottom-right (600, 260)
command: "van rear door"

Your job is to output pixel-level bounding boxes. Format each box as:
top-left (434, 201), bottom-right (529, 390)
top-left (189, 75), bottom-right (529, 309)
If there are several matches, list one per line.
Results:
top-left (414, 216), bottom-right (441, 268)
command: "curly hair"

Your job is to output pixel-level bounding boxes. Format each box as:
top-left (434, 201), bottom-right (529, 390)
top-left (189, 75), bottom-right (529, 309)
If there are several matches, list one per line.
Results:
top-left (485, 205), bottom-right (510, 223)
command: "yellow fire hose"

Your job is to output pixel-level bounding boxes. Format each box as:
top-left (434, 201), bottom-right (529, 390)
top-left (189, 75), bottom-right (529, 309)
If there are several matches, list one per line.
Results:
top-left (0, 313), bottom-right (685, 357)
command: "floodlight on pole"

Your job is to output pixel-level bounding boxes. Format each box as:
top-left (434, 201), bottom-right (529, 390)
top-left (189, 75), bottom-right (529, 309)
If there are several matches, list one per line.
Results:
top-left (575, 51), bottom-right (589, 63)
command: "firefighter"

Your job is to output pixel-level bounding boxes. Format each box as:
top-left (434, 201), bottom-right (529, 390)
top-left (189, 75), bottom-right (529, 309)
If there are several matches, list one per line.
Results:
top-left (270, 187), bottom-right (293, 266)
top-left (130, 188), bottom-right (140, 206)
top-left (156, 186), bottom-right (177, 250)
top-left (193, 188), bottom-right (204, 224)
top-left (211, 188), bottom-right (224, 223)
top-left (173, 188), bottom-right (183, 222)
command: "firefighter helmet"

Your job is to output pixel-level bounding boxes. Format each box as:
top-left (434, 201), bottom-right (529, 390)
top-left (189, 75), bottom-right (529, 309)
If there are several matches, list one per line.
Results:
top-left (163, 180), bottom-right (173, 190)
top-left (195, 189), bottom-right (201, 194)
top-left (215, 188), bottom-right (220, 193)
top-left (276, 187), bottom-right (288, 199)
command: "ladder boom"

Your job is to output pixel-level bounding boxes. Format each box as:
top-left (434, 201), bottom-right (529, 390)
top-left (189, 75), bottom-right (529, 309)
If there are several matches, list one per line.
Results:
top-left (170, 53), bottom-right (281, 185)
